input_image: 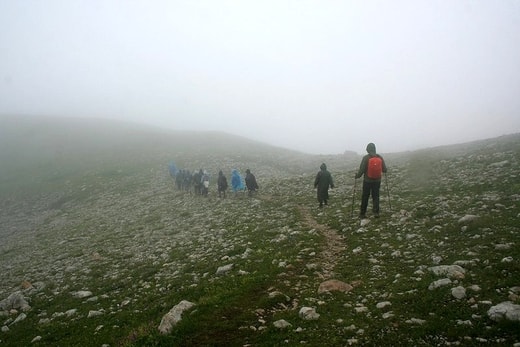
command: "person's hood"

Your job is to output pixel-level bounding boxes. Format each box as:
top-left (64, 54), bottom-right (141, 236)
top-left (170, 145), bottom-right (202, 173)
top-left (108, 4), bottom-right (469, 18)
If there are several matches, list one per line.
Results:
top-left (320, 163), bottom-right (327, 170)
top-left (366, 143), bottom-right (376, 155)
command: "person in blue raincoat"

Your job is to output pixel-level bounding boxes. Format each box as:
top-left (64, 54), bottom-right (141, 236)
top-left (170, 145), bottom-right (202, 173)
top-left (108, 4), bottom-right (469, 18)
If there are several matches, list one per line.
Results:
top-left (231, 169), bottom-right (244, 194)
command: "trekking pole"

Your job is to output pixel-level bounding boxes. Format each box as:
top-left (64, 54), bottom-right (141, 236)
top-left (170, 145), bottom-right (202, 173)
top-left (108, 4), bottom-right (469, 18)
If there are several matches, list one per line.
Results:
top-left (351, 177), bottom-right (357, 217)
top-left (384, 173), bottom-right (392, 212)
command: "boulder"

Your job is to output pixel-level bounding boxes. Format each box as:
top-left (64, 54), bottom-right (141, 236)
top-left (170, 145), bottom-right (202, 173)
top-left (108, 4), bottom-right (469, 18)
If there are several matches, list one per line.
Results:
top-left (299, 307), bottom-right (320, 320)
top-left (158, 300), bottom-right (196, 334)
top-left (487, 301), bottom-right (520, 322)
top-left (318, 279), bottom-right (353, 294)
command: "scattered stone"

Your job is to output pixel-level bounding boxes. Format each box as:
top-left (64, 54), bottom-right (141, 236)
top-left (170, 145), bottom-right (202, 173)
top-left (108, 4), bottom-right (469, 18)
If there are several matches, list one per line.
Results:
top-left (488, 160), bottom-right (509, 167)
top-left (0, 292), bottom-right (31, 312)
top-left (31, 336), bottom-right (42, 343)
top-left (318, 279), bottom-right (353, 294)
top-left (11, 312), bottom-right (27, 325)
top-left (456, 320), bottom-right (472, 326)
top-left (273, 319), bottom-right (292, 329)
top-left (382, 312), bottom-right (395, 319)
top-left (360, 219), bottom-right (370, 227)
top-left (487, 301), bottom-right (520, 322)
top-left (216, 264), bottom-right (234, 275)
top-left (452, 286), bottom-right (466, 300)
top-left (87, 310), bottom-right (103, 318)
top-left (354, 306), bottom-right (369, 313)
top-left (299, 307), bottom-right (320, 320)
top-left (72, 290), bottom-right (93, 299)
top-left (376, 301), bottom-right (392, 309)
top-left (428, 278), bottom-right (452, 290)
top-left (158, 300), bottom-right (195, 334)
top-left (458, 215), bottom-right (479, 223)
top-left (428, 265), bottom-right (466, 279)
top-left (406, 318), bottom-right (426, 325)
top-left (65, 309), bottom-right (78, 317)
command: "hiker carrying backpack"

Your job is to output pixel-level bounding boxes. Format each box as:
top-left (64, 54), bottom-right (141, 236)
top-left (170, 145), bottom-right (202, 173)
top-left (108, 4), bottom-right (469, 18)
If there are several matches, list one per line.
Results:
top-left (355, 143), bottom-right (387, 219)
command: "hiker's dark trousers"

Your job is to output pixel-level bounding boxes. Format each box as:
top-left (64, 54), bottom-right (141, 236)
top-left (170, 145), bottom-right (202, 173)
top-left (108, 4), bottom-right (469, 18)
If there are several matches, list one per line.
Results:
top-left (361, 181), bottom-right (381, 215)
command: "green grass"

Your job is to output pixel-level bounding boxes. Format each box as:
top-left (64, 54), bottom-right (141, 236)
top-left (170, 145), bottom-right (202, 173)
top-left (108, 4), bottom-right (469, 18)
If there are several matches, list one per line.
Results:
top-left (1, 120), bottom-right (519, 346)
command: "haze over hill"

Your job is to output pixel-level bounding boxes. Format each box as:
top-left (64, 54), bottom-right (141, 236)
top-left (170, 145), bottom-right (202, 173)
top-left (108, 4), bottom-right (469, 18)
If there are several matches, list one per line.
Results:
top-left (1, 2), bottom-right (520, 154)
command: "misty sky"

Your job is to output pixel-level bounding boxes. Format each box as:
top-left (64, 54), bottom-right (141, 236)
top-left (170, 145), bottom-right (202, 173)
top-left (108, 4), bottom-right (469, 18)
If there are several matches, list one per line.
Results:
top-left (1, 1), bottom-right (519, 154)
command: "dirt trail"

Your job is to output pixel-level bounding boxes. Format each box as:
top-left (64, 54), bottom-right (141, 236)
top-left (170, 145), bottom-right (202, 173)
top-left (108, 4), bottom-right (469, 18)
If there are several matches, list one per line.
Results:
top-left (298, 206), bottom-right (346, 279)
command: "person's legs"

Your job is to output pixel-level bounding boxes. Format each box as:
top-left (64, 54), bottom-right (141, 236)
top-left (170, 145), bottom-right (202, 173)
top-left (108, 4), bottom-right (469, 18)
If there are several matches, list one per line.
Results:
top-left (360, 181), bottom-right (370, 217)
top-left (372, 181), bottom-right (381, 215)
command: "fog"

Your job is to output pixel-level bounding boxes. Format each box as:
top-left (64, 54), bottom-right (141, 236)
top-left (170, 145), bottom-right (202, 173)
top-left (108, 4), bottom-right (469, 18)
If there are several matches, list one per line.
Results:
top-left (1, 1), bottom-right (519, 154)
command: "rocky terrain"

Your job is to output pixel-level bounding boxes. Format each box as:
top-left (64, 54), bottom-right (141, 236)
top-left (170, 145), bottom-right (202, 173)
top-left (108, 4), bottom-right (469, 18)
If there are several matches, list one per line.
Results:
top-left (0, 117), bottom-right (519, 346)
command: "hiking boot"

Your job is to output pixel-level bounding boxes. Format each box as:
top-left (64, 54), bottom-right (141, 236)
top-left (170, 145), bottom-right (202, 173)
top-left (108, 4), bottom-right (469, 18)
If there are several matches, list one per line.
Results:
top-left (359, 213), bottom-right (366, 219)
top-left (374, 212), bottom-right (380, 218)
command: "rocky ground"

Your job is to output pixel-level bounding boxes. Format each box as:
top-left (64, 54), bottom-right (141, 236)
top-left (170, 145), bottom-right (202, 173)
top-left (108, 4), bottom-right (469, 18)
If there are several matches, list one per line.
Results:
top-left (0, 135), bottom-right (519, 346)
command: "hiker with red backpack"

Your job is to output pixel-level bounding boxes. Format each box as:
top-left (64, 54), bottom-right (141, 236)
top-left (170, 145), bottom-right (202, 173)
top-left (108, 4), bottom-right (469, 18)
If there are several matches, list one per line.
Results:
top-left (355, 143), bottom-right (387, 219)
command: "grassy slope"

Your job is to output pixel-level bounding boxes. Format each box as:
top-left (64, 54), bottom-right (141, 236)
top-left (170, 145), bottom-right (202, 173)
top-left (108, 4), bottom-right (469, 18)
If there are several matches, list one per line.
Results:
top-left (0, 115), bottom-right (519, 346)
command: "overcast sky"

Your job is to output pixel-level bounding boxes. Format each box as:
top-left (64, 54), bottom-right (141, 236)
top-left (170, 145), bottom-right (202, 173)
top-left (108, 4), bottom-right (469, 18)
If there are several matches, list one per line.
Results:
top-left (1, 1), bottom-right (519, 154)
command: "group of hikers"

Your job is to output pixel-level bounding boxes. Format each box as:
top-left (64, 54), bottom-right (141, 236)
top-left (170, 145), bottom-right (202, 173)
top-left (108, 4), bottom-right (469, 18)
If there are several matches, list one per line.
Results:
top-left (315, 142), bottom-right (387, 219)
top-left (169, 142), bottom-right (386, 219)
top-left (170, 167), bottom-right (259, 198)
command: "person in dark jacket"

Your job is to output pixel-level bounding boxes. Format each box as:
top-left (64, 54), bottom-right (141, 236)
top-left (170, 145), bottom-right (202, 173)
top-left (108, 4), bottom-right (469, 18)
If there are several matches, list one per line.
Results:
top-left (314, 163), bottom-right (334, 208)
top-left (244, 169), bottom-right (259, 197)
top-left (355, 143), bottom-right (387, 218)
top-left (217, 170), bottom-right (228, 198)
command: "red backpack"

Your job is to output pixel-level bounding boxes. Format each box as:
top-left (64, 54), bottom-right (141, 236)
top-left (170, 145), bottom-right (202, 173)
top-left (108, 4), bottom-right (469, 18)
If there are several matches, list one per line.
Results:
top-left (367, 156), bottom-right (383, 179)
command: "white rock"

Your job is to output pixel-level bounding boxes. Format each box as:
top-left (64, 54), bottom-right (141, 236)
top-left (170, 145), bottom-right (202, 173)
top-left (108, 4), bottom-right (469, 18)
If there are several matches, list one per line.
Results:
top-left (451, 286), bottom-right (466, 300)
top-left (354, 306), bottom-right (369, 313)
top-left (468, 285), bottom-right (481, 292)
top-left (431, 256), bottom-right (443, 264)
top-left (487, 301), bottom-right (520, 322)
top-left (11, 312), bottom-right (27, 325)
top-left (273, 319), bottom-right (292, 329)
top-left (376, 301), bottom-right (392, 309)
top-left (1, 325), bottom-right (9, 332)
top-left (65, 309), bottom-right (78, 317)
top-left (31, 336), bottom-right (42, 343)
top-left (428, 265), bottom-right (466, 278)
top-left (456, 320), bottom-right (472, 326)
top-left (406, 318), bottom-right (426, 325)
top-left (216, 263), bottom-right (234, 275)
top-left (428, 278), bottom-right (452, 290)
top-left (158, 300), bottom-right (195, 334)
top-left (72, 290), bottom-right (93, 299)
top-left (488, 160), bottom-right (509, 167)
top-left (299, 307), bottom-right (320, 320)
top-left (501, 256), bottom-right (514, 263)
top-left (352, 247), bottom-right (362, 254)
top-left (0, 292), bottom-right (31, 311)
top-left (458, 215), bottom-right (479, 223)
top-left (87, 310), bottom-right (103, 318)
top-left (382, 312), bottom-right (395, 319)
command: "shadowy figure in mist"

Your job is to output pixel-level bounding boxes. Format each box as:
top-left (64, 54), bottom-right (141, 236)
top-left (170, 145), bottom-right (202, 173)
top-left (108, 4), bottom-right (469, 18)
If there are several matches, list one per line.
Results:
top-left (245, 169), bottom-right (259, 197)
top-left (217, 170), bottom-right (228, 198)
top-left (314, 163), bottom-right (334, 208)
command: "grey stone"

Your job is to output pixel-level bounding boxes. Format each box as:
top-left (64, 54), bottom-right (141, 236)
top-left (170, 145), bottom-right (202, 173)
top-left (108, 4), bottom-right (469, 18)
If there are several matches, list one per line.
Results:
top-left (158, 300), bottom-right (195, 334)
